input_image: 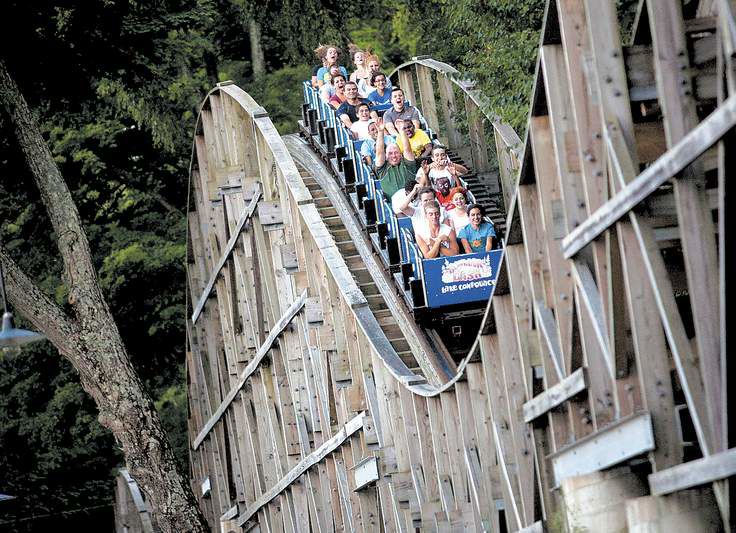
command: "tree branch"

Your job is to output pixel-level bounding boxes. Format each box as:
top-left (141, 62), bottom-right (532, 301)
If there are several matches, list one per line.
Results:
top-left (0, 59), bottom-right (104, 321)
top-left (0, 58), bottom-right (208, 532)
top-left (0, 246), bottom-right (79, 354)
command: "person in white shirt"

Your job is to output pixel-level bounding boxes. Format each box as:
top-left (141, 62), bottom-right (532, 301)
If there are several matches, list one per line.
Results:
top-left (416, 145), bottom-right (469, 188)
top-left (349, 103), bottom-right (373, 140)
top-left (415, 201), bottom-right (459, 258)
top-left (393, 186), bottom-right (448, 240)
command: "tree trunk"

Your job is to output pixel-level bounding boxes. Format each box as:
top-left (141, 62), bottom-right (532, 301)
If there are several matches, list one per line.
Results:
top-left (249, 18), bottom-right (266, 80)
top-left (0, 60), bottom-right (208, 533)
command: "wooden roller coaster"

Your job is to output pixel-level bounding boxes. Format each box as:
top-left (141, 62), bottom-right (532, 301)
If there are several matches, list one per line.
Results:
top-left (183, 1), bottom-right (734, 531)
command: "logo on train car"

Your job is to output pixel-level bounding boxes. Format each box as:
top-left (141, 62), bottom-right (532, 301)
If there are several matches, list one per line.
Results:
top-left (423, 250), bottom-right (504, 307)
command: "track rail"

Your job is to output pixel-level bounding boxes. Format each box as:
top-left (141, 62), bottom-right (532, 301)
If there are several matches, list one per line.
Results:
top-left (284, 134), bottom-right (457, 385)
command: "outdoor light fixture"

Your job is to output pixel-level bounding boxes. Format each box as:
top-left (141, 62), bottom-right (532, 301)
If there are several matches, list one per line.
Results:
top-left (0, 262), bottom-right (45, 349)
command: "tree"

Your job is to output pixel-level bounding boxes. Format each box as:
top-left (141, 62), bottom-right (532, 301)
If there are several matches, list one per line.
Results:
top-left (0, 60), bottom-right (207, 533)
top-left (249, 19), bottom-right (266, 79)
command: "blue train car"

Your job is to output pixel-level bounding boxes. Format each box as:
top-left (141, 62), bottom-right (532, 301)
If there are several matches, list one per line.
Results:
top-left (300, 82), bottom-right (504, 327)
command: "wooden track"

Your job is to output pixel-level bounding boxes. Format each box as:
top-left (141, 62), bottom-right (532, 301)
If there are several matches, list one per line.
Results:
top-left (185, 2), bottom-right (734, 531)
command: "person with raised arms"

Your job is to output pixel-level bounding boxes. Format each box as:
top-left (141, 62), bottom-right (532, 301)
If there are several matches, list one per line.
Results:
top-left (397, 120), bottom-right (433, 159)
top-left (375, 118), bottom-right (416, 201)
top-left (394, 186), bottom-right (448, 241)
top-left (416, 145), bottom-right (468, 188)
top-left (360, 119), bottom-right (395, 167)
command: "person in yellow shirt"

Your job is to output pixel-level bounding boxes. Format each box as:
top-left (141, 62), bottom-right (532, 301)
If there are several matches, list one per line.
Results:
top-left (397, 120), bottom-right (433, 159)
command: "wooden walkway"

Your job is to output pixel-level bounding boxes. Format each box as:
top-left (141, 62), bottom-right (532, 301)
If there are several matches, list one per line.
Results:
top-left (184, 1), bottom-right (733, 531)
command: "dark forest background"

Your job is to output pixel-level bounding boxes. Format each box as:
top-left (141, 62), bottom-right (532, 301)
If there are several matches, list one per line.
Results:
top-left (0, 0), bottom-right (635, 530)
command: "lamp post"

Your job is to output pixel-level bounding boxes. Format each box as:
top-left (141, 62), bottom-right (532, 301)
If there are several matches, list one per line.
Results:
top-left (0, 262), bottom-right (45, 350)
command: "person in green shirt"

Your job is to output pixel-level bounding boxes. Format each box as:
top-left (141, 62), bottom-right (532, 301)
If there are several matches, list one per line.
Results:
top-left (375, 118), bottom-right (416, 201)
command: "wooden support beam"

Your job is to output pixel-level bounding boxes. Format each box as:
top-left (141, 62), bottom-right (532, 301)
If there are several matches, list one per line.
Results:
top-left (416, 65), bottom-right (440, 135)
top-left (562, 95), bottom-right (736, 259)
top-left (516, 521), bottom-right (545, 533)
top-left (191, 187), bottom-right (262, 323)
top-left (571, 261), bottom-right (615, 381)
top-left (523, 368), bottom-right (587, 423)
top-left (605, 124), bottom-right (715, 457)
top-left (192, 290), bottom-right (308, 449)
top-left (236, 412), bottom-right (366, 528)
top-left (397, 68), bottom-right (417, 107)
top-left (464, 95), bottom-right (490, 173)
top-left (437, 75), bottom-right (462, 149)
top-left (648, 447), bottom-right (736, 496)
top-left (550, 411), bottom-right (655, 487)
top-left (647, 0), bottom-right (723, 455)
top-left (533, 301), bottom-right (565, 382)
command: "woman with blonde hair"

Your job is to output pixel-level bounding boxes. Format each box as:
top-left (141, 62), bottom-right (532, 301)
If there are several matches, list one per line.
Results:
top-left (348, 44), bottom-right (371, 92)
top-left (314, 44), bottom-right (347, 87)
top-left (360, 53), bottom-right (393, 95)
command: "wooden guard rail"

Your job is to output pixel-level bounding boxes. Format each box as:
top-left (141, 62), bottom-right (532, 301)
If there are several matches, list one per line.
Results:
top-left (185, 1), bottom-right (733, 531)
top-left (114, 468), bottom-right (156, 533)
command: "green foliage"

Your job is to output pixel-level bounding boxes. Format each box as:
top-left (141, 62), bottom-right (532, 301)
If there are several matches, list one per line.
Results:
top-left (0, 344), bottom-right (118, 531)
top-left (390, 5), bottom-right (421, 59)
top-left (155, 381), bottom-right (189, 469)
top-left (245, 64), bottom-right (313, 134)
top-left (430, 0), bottom-right (544, 132)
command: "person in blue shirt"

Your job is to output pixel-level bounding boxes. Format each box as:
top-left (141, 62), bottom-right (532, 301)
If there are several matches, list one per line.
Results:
top-left (458, 204), bottom-right (496, 253)
top-left (366, 72), bottom-right (392, 117)
top-left (360, 120), bottom-right (395, 167)
top-left (315, 45), bottom-right (348, 88)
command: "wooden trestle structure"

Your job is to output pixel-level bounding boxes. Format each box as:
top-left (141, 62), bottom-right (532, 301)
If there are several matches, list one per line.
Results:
top-left (184, 1), bottom-right (733, 531)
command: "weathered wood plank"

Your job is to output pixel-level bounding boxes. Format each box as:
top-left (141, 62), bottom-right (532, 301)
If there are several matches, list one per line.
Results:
top-left (416, 64), bottom-right (440, 135)
top-left (562, 95), bottom-right (736, 259)
top-left (237, 412), bottom-right (366, 528)
top-left (192, 290), bottom-right (308, 449)
top-left (550, 411), bottom-right (655, 487)
top-left (647, 0), bottom-right (722, 453)
top-left (523, 368), bottom-right (587, 423)
top-left (649, 447), bottom-right (736, 496)
top-left (191, 187), bottom-right (262, 324)
top-left (606, 124), bottom-right (715, 457)
top-left (437, 75), bottom-right (462, 149)
top-left (397, 68), bottom-right (417, 108)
